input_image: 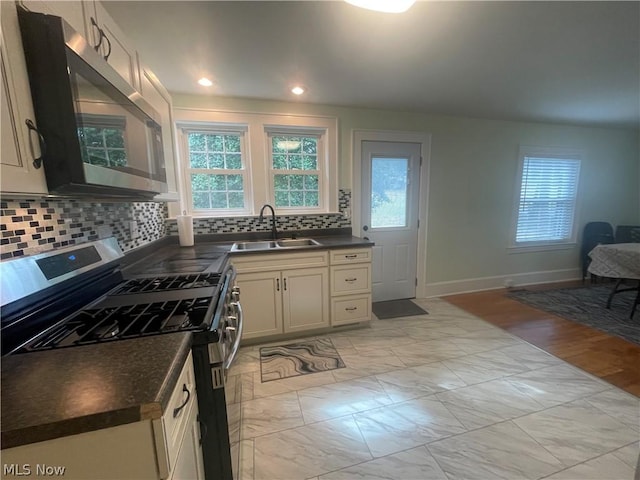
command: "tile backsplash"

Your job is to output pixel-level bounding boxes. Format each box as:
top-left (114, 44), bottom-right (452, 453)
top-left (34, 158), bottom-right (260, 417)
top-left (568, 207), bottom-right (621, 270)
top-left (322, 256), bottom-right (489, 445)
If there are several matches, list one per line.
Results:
top-left (166, 189), bottom-right (352, 235)
top-left (0, 189), bottom-right (352, 260)
top-left (0, 199), bottom-right (168, 260)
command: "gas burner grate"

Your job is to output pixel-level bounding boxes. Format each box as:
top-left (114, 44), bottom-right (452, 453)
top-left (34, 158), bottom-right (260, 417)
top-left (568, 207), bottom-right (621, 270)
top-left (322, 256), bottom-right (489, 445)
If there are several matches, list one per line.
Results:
top-left (25, 297), bottom-right (213, 351)
top-left (113, 273), bottom-right (222, 294)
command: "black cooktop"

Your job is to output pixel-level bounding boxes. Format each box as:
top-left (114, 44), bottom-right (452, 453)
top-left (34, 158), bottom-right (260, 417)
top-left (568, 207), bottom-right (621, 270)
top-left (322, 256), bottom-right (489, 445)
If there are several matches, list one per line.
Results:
top-left (113, 273), bottom-right (222, 294)
top-left (138, 251), bottom-right (225, 275)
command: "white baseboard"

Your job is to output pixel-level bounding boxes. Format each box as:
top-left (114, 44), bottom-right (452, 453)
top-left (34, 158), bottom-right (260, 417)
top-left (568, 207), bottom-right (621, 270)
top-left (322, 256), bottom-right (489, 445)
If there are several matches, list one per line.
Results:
top-left (421, 268), bottom-right (581, 298)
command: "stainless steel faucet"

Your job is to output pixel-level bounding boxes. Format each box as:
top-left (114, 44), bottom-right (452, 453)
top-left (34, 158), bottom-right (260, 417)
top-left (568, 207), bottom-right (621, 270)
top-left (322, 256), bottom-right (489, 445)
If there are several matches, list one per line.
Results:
top-left (258, 204), bottom-right (278, 240)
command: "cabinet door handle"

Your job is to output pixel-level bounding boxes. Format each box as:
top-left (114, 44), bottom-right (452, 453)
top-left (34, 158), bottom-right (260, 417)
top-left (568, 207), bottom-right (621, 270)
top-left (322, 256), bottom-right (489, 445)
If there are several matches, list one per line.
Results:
top-left (283, 278), bottom-right (287, 291)
top-left (276, 278), bottom-right (280, 291)
top-left (345, 277), bottom-right (357, 283)
top-left (173, 384), bottom-right (191, 418)
top-left (101, 31), bottom-right (112, 61)
top-left (25, 119), bottom-right (46, 169)
top-left (90, 17), bottom-right (103, 51)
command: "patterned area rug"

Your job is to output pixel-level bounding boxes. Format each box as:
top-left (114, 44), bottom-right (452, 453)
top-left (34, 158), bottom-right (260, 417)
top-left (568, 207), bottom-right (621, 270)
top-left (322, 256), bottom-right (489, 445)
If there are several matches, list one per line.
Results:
top-left (260, 338), bottom-right (345, 382)
top-left (372, 299), bottom-right (428, 319)
top-left (508, 285), bottom-right (639, 346)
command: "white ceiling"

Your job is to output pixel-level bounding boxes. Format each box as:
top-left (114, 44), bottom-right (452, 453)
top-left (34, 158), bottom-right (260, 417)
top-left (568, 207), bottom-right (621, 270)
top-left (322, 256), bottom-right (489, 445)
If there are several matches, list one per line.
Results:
top-left (103, 1), bottom-right (640, 129)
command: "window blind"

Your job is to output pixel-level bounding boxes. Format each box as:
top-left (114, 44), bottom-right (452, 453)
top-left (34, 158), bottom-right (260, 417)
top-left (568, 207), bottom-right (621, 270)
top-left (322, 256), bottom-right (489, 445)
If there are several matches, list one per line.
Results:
top-left (515, 156), bottom-right (581, 243)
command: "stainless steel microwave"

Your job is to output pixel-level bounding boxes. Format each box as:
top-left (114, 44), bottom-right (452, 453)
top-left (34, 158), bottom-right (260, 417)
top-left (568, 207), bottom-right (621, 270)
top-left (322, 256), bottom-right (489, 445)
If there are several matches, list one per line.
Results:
top-left (17, 9), bottom-right (167, 198)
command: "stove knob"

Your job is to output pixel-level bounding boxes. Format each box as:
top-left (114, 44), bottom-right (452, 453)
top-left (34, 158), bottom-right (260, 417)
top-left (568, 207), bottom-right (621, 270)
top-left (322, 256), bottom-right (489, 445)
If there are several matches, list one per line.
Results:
top-left (225, 325), bottom-right (237, 339)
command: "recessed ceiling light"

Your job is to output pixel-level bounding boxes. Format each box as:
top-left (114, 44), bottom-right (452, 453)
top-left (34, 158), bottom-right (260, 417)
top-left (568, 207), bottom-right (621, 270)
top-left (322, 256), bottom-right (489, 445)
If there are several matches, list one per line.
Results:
top-left (291, 86), bottom-right (305, 95)
top-left (198, 77), bottom-right (213, 87)
top-left (345, 0), bottom-right (415, 13)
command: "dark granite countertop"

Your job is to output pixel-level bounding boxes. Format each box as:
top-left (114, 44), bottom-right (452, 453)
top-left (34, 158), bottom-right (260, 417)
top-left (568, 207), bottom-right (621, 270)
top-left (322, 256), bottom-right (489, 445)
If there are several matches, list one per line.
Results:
top-left (121, 230), bottom-right (372, 272)
top-left (1, 333), bottom-right (192, 449)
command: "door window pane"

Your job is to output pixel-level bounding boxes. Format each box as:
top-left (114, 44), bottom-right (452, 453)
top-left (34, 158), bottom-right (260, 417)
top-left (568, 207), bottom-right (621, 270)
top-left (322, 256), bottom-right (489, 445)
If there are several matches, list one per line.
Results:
top-left (371, 157), bottom-right (408, 228)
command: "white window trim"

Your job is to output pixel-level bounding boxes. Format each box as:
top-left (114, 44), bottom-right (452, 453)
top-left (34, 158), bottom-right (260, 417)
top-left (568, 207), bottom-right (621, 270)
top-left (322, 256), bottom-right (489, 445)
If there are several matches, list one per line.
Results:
top-left (174, 108), bottom-right (338, 217)
top-left (265, 126), bottom-right (327, 213)
top-left (508, 145), bottom-right (583, 252)
top-left (176, 124), bottom-right (252, 216)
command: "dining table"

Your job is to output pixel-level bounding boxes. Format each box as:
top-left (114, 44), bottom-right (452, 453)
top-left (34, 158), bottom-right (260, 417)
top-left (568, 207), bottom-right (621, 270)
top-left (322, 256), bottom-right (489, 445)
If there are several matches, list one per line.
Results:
top-left (588, 243), bottom-right (640, 319)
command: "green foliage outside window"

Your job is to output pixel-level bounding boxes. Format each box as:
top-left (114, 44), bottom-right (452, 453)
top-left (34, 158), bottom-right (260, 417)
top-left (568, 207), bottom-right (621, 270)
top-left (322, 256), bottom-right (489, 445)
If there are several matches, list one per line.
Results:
top-left (271, 135), bottom-right (319, 208)
top-left (191, 173), bottom-right (244, 210)
top-left (188, 132), bottom-right (244, 210)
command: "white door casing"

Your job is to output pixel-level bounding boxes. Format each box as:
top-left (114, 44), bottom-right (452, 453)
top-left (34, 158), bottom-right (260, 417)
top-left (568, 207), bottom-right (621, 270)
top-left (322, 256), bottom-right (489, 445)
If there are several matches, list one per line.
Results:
top-left (352, 130), bottom-right (431, 301)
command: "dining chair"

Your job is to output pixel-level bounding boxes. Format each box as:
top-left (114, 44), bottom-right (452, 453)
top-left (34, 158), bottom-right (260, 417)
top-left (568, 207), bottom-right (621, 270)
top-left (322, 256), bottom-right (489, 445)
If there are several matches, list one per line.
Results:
top-left (615, 225), bottom-right (640, 243)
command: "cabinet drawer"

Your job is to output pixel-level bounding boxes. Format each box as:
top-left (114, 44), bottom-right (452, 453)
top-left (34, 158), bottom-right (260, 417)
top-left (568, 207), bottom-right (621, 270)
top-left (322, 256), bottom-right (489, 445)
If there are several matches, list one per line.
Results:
top-left (331, 264), bottom-right (371, 295)
top-left (163, 352), bottom-right (196, 474)
top-left (330, 248), bottom-right (371, 265)
top-left (331, 295), bottom-right (372, 325)
top-left (232, 250), bottom-right (328, 273)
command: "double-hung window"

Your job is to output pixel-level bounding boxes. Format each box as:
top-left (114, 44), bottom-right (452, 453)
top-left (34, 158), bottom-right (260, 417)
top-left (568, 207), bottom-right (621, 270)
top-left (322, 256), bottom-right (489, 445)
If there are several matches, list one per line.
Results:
top-left (175, 110), bottom-right (337, 216)
top-left (183, 129), bottom-right (248, 214)
top-left (268, 130), bottom-right (323, 210)
top-left (512, 146), bottom-right (582, 249)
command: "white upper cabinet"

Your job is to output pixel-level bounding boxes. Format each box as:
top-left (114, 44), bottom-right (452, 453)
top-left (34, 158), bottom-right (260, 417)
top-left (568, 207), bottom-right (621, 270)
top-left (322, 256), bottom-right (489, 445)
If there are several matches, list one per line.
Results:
top-left (3, 0), bottom-right (177, 198)
top-left (140, 63), bottom-right (179, 201)
top-left (89, 1), bottom-right (140, 90)
top-left (19, 1), bottom-right (90, 38)
top-left (1, 0), bottom-right (48, 195)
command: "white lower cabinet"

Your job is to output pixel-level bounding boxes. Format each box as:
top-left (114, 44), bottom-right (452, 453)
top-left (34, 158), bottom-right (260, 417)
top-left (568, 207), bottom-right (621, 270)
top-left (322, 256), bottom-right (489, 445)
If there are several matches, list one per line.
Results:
top-left (232, 251), bottom-right (330, 340)
top-left (330, 248), bottom-right (373, 326)
top-left (234, 270), bottom-right (283, 338)
top-left (1, 353), bottom-right (203, 480)
top-left (154, 352), bottom-right (204, 480)
top-left (169, 399), bottom-right (204, 480)
top-left (283, 267), bottom-right (330, 333)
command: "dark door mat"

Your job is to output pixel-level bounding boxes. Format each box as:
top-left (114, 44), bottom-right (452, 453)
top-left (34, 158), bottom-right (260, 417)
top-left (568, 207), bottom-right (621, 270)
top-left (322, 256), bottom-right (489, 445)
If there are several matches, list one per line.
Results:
top-left (372, 299), bottom-right (428, 319)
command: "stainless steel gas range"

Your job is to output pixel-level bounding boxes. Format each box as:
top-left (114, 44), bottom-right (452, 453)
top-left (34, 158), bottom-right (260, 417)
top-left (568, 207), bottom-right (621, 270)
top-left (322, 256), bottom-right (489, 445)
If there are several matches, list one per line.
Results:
top-left (0, 238), bottom-right (242, 480)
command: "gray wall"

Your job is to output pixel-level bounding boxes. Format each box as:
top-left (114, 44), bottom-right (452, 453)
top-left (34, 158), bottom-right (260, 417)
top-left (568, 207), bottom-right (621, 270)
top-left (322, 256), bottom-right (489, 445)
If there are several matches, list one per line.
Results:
top-left (173, 94), bottom-right (639, 292)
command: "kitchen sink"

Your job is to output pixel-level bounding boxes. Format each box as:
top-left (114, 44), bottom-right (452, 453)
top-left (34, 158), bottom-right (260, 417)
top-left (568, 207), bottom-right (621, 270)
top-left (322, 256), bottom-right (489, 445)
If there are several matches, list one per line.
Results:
top-left (231, 241), bottom-right (278, 251)
top-left (276, 238), bottom-right (320, 247)
top-left (230, 238), bottom-right (321, 252)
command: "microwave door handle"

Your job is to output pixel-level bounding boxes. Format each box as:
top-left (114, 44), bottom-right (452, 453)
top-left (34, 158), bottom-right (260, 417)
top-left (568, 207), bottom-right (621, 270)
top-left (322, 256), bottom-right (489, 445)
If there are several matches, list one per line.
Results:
top-left (223, 302), bottom-right (243, 371)
top-left (25, 119), bottom-right (46, 169)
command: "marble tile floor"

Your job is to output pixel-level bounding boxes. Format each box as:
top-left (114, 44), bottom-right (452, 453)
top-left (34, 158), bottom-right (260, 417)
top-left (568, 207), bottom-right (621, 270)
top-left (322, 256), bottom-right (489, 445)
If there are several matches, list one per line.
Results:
top-left (227, 297), bottom-right (640, 480)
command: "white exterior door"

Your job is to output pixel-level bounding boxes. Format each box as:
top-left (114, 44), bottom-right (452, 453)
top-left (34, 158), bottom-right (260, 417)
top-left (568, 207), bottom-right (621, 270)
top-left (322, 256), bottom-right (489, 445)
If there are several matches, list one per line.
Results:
top-left (361, 141), bottom-right (421, 301)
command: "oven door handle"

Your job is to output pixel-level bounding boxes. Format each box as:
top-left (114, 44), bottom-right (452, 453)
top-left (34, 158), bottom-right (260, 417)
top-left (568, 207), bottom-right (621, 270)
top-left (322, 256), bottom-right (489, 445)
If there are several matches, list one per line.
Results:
top-left (223, 301), bottom-right (243, 371)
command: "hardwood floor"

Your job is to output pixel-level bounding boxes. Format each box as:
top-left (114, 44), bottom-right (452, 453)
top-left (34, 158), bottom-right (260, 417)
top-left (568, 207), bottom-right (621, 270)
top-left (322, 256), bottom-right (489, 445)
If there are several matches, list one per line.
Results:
top-left (443, 282), bottom-right (640, 397)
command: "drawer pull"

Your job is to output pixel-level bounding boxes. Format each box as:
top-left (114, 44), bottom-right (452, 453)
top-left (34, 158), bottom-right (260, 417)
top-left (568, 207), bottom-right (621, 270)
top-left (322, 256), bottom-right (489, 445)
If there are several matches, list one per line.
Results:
top-left (345, 307), bottom-right (358, 311)
top-left (345, 277), bottom-right (358, 282)
top-left (173, 384), bottom-right (191, 418)
top-left (344, 254), bottom-right (358, 259)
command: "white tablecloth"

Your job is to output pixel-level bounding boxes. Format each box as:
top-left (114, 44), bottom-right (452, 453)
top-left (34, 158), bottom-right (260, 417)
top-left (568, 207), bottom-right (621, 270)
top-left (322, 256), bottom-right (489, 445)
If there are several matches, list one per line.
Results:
top-left (588, 243), bottom-right (640, 280)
